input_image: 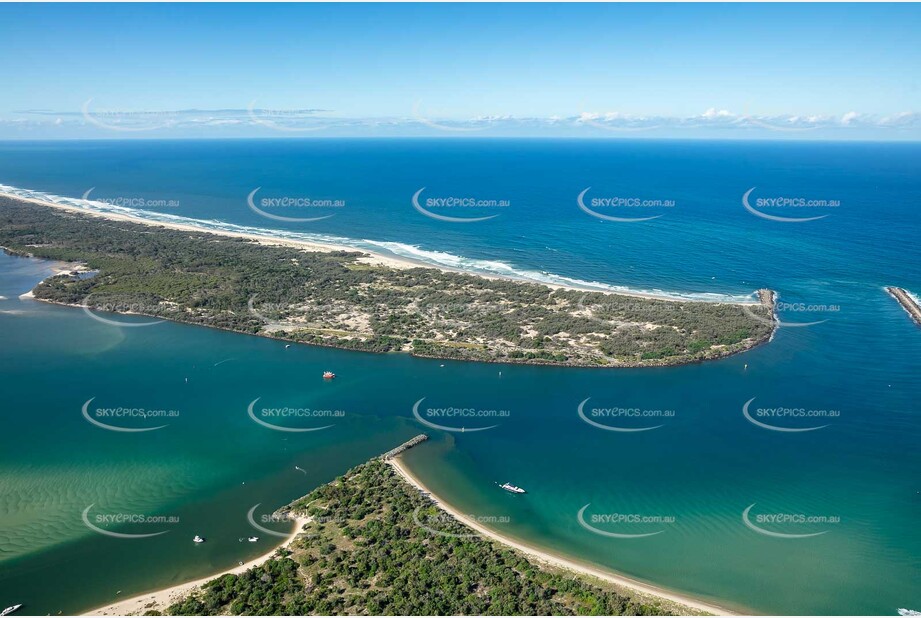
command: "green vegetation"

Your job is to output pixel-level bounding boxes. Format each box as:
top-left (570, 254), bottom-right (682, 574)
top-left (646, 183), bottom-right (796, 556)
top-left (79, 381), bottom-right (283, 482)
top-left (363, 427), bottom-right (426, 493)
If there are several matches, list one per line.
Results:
top-left (166, 458), bottom-right (689, 616)
top-left (0, 196), bottom-right (774, 366)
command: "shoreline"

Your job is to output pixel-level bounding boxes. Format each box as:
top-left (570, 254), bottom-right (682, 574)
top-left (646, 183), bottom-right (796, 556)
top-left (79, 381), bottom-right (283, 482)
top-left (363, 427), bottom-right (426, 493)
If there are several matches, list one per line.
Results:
top-left (0, 189), bottom-right (761, 305)
top-left (3, 251), bottom-right (774, 369)
top-left (885, 286), bottom-right (921, 326)
top-left (387, 457), bottom-right (739, 617)
top-left (84, 517), bottom-right (308, 616)
top-left (2, 192), bottom-right (777, 368)
top-left (25, 292), bottom-right (775, 369)
top-left (17, 261), bottom-right (89, 300)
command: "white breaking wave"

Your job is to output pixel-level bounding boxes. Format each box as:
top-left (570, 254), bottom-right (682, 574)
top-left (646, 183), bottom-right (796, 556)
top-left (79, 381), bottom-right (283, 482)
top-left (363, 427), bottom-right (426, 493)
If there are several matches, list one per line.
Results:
top-left (1, 183), bottom-right (756, 303)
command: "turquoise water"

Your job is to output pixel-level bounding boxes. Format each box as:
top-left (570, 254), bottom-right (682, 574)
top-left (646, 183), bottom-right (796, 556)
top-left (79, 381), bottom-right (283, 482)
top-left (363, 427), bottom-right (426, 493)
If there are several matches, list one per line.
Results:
top-left (0, 139), bottom-right (919, 615)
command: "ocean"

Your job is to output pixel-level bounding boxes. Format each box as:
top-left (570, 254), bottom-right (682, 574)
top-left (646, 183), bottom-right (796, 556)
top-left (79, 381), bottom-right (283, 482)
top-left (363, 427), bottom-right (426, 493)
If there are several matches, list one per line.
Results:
top-left (0, 138), bottom-right (919, 615)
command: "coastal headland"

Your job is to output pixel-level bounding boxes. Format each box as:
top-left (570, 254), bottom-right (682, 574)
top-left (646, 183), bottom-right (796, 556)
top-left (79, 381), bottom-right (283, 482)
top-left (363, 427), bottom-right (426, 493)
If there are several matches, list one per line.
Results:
top-left (0, 193), bottom-right (776, 368)
top-left (94, 437), bottom-right (733, 616)
top-left (885, 286), bottom-right (921, 326)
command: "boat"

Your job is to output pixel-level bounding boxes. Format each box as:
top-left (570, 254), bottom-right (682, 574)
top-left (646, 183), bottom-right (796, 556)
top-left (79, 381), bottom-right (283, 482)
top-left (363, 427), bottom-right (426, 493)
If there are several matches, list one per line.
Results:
top-left (499, 482), bottom-right (526, 494)
top-left (1, 605), bottom-right (22, 616)
top-left (192, 535), bottom-right (205, 543)
top-left (322, 371), bottom-right (335, 380)
top-left (247, 536), bottom-right (259, 542)
top-left (899, 610), bottom-right (921, 616)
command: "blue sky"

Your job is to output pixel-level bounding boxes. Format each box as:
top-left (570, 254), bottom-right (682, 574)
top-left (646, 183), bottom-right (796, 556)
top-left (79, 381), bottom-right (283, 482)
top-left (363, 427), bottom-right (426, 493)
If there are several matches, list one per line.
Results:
top-left (1, 3), bottom-right (918, 139)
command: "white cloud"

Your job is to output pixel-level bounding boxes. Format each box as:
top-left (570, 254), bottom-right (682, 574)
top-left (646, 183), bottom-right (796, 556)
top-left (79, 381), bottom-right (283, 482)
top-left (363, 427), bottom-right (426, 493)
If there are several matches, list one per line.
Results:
top-left (702, 108), bottom-right (733, 119)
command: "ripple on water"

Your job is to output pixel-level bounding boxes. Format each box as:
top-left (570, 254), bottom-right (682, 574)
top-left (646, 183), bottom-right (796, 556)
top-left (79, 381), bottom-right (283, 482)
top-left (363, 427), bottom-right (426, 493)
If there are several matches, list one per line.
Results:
top-left (0, 460), bottom-right (213, 562)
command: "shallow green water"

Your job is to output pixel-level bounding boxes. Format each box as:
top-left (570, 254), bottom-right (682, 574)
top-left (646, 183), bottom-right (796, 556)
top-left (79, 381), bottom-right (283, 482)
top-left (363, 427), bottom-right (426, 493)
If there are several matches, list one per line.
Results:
top-left (1, 251), bottom-right (919, 615)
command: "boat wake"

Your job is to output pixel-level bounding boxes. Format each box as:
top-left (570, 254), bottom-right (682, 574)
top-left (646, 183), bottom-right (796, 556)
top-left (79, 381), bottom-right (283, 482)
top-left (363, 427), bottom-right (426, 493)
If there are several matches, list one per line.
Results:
top-left (1, 183), bottom-right (756, 304)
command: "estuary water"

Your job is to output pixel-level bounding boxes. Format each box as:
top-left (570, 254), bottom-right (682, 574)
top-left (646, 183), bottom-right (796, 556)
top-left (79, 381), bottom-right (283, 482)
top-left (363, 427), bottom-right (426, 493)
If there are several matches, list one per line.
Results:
top-left (0, 139), bottom-right (919, 615)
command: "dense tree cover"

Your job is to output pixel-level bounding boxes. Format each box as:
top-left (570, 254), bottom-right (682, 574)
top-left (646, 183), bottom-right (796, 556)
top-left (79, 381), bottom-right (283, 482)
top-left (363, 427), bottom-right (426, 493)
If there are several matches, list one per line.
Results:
top-left (0, 197), bottom-right (773, 366)
top-left (166, 459), bottom-right (689, 616)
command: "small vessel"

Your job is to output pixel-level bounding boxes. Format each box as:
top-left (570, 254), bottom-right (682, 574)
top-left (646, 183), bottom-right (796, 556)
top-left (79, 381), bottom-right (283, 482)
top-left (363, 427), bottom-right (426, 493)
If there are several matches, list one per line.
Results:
top-left (193, 535), bottom-right (205, 543)
top-left (322, 371), bottom-right (336, 380)
top-left (285, 344), bottom-right (291, 349)
top-left (899, 610), bottom-right (921, 616)
top-left (247, 536), bottom-right (259, 542)
top-left (499, 482), bottom-right (526, 494)
top-left (1, 605), bottom-right (22, 616)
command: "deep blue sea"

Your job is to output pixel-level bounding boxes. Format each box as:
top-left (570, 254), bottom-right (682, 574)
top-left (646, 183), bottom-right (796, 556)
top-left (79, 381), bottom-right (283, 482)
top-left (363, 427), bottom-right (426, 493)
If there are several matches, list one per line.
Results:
top-left (0, 139), bottom-right (919, 615)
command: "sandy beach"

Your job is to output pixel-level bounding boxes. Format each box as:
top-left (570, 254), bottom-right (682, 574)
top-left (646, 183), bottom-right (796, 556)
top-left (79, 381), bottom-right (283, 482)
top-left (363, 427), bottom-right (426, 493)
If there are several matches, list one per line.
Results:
top-left (18, 261), bottom-right (88, 300)
top-left (84, 518), bottom-right (308, 616)
top-left (0, 190), bottom-right (760, 305)
top-left (83, 460), bottom-right (734, 617)
top-left (388, 457), bottom-right (738, 617)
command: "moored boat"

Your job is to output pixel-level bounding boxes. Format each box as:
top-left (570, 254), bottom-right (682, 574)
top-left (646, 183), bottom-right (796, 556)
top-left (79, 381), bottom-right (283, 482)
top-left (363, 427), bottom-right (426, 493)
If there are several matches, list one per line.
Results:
top-left (193, 535), bottom-right (205, 543)
top-left (499, 482), bottom-right (526, 494)
top-left (1, 605), bottom-right (22, 616)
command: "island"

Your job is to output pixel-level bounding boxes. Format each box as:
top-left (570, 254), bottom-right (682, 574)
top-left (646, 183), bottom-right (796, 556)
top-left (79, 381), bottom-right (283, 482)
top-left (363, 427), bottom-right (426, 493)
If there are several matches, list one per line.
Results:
top-left (0, 194), bottom-right (775, 367)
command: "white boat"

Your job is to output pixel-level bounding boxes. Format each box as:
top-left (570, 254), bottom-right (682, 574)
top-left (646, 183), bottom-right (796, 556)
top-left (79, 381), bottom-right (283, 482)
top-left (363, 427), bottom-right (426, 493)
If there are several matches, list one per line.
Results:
top-left (898, 610), bottom-right (921, 616)
top-left (193, 535), bottom-right (205, 543)
top-left (499, 482), bottom-right (526, 494)
top-left (247, 536), bottom-right (259, 542)
top-left (1, 605), bottom-right (22, 616)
